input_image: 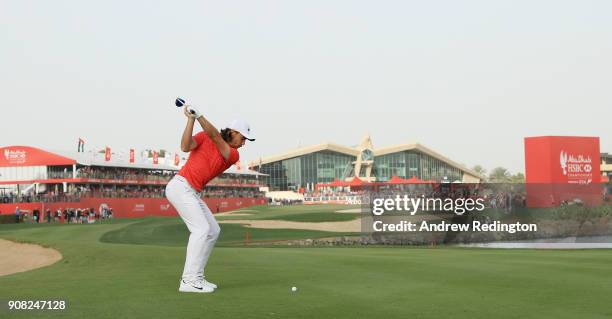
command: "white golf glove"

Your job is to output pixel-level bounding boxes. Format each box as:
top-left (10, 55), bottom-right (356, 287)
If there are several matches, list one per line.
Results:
top-left (184, 105), bottom-right (202, 119)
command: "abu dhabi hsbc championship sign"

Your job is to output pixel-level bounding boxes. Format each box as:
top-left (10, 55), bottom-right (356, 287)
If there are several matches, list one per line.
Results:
top-left (559, 150), bottom-right (595, 185)
top-left (525, 136), bottom-right (601, 207)
top-left (3, 149), bottom-right (27, 165)
top-left (0, 146), bottom-right (76, 167)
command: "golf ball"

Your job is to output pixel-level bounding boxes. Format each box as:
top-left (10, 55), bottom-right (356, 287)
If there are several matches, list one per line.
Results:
top-left (291, 286), bottom-right (297, 292)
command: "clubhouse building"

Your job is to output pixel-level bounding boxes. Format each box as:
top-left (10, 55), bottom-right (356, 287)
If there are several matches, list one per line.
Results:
top-left (248, 135), bottom-right (482, 191)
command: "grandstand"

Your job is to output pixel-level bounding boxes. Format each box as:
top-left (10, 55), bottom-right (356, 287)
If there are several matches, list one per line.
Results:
top-left (0, 146), bottom-right (267, 220)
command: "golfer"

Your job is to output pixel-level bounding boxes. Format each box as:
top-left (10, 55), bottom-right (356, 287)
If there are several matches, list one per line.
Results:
top-left (166, 104), bottom-right (254, 293)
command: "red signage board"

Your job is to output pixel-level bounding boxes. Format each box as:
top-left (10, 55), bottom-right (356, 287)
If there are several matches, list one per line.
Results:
top-left (525, 136), bottom-right (602, 207)
top-left (0, 197), bottom-right (267, 219)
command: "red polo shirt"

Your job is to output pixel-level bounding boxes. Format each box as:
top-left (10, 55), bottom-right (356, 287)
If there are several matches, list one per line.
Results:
top-left (178, 131), bottom-right (239, 192)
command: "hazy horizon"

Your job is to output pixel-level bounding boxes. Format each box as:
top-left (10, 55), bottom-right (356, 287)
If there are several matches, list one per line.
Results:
top-left (2, 0), bottom-right (611, 174)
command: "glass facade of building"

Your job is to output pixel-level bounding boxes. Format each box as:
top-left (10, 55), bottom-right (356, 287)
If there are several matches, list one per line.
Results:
top-left (257, 151), bottom-right (354, 191)
top-left (257, 149), bottom-right (466, 190)
top-left (374, 151), bottom-right (463, 182)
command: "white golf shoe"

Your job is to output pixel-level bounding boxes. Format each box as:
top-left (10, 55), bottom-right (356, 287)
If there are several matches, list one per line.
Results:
top-left (179, 279), bottom-right (214, 293)
top-left (203, 279), bottom-right (218, 289)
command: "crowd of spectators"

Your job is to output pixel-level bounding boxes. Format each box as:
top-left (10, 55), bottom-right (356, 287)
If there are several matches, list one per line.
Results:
top-left (11, 206), bottom-right (113, 224)
top-left (77, 166), bottom-right (174, 182)
top-left (1, 185), bottom-right (264, 203)
top-left (212, 176), bottom-right (265, 186)
top-left (304, 185), bottom-right (530, 211)
top-left (269, 198), bottom-right (303, 205)
top-left (304, 190), bottom-right (366, 202)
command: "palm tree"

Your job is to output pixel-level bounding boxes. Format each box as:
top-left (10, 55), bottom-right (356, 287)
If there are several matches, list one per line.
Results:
top-left (472, 165), bottom-right (487, 180)
top-left (489, 167), bottom-right (511, 183)
top-left (510, 172), bottom-right (525, 183)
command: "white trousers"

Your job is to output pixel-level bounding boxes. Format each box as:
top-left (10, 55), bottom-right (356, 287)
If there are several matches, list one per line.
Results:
top-left (165, 175), bottom-right (221, 281)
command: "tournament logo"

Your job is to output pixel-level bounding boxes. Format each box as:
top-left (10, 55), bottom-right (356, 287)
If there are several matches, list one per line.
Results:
top-left (4, 149), bottom-right (27, 164)
top-left (560, 150), bottom-right (593, 184)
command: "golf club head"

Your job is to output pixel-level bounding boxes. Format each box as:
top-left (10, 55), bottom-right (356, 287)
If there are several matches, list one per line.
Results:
top-left (175, 97), bottom-right (196, 114)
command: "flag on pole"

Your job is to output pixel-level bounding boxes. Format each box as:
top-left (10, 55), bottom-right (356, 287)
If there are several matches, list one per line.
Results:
top-left (78, 138), bottom-right (85, 152)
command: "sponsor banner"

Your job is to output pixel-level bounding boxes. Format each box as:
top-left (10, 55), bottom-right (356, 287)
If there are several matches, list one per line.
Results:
top-left (0, 146), bottom-right (76, 167)
top-left (129, 149), bottom-right (135, 163)
top-left (525, 136), bottom-right (601, 185)
top-left (560, 150), bottom-right (595, 184)
top-left (0, 178), bottom-right (259, 187)
top-left (105, 147), bottom-right (111, 161)
top-left (525, 136), bottom-right (601, 207)
top-left (0, 198), bottom-right (267, 219)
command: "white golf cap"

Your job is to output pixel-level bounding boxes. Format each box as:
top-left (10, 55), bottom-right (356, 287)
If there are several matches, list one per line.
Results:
top-left (228, 119), bottom-right (255, 141)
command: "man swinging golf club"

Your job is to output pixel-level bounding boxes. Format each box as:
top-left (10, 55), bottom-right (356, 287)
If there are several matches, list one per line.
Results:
top-left (166, 97), bottom-right (255, 293)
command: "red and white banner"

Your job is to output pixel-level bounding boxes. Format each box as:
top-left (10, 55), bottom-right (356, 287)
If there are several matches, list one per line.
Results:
top-left (0, 197), bottom-right (267, 219)
top-left (525, 136), bottom-right (602, 207)
top-left (174, 153), bottom-right (180, 166)
top-left (0, 146), bottom-right (76, 167)
top-left (525, 136), bottom-right (601, 185)
top-left (153, 151), bottom-right (159, 164)
top-left (105, 147), bottom-right (111, 161)
top-left (129, 149), bottom-right (135, 163)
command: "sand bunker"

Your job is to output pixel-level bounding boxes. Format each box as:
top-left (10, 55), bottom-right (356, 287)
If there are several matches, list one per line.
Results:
top-left (215, 209), bottom-right (257, 217)
top-left (219, 214), bottom-right (445, 233)
top-left (219, 219), bottom-right (362, 232)
top-left (335, 208), bottom-right (365, 213)
top-left (0, 239), bottom-right (62, 277)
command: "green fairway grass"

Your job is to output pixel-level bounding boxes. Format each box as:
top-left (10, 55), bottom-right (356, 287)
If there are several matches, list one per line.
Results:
top-left (99, 217), bottom-right (357, 247)
top-left (1, 205), bottom-right (612, 319)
